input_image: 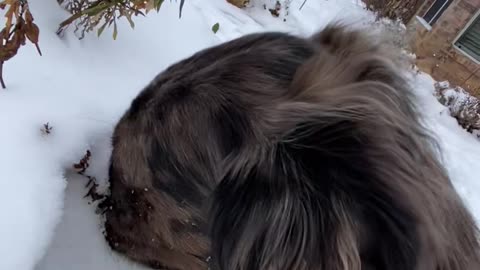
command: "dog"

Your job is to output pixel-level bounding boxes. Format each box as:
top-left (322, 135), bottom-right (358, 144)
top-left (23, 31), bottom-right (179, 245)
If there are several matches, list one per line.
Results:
top-left (103, 24), bottom-right (480, 270)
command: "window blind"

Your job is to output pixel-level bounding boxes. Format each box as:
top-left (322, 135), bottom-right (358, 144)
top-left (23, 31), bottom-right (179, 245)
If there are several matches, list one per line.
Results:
top-left (455, 15), bottom-right (480, 62)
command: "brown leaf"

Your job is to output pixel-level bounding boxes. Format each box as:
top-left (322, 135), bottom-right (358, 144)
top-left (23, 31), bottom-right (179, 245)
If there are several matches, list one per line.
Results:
top-left (4, 4), bottom-right (16, 34)
top-left (145, 0), bottom-right (154, 13)
top-left (1, 0), bottom-right (16, 7)
top-left (0, 1), bottom-right (42, 89)
top-left (25, 22), bottom-right (39, 43)
top-left (25, 9), bottom-right (33, 23)
top-left (0, 37), bottom-right (20, 62)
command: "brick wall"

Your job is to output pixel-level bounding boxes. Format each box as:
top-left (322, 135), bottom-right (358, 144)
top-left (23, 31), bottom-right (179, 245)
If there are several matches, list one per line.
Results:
top-left (417, 0), bottom-right (435, 16)
top-left (409, 0), bottom-right (480, 97)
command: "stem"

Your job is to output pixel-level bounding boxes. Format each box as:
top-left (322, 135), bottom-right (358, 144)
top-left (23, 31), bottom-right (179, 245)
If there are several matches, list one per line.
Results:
top-left (0, 61), bottom-right (6, 89)
top-left (299, 0), bottom-right (307, 10)
top-left (34, 43), bottom-right (42, 56)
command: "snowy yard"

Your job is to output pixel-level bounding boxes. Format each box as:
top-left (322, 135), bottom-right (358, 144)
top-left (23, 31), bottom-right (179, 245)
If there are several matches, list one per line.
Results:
top-left (1, 0), bottom-right (479, 270)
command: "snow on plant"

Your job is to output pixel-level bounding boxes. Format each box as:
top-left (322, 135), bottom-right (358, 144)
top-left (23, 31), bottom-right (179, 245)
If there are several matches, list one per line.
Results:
top-left (56, 0), bottom-right (180, 40)
top-left (0, 0), bottom-right (187, 89)
top-left (434, 81), bottom-right (480, 134)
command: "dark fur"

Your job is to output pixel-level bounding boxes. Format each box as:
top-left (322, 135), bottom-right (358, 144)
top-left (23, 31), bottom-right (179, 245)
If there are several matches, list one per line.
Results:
top-left (104, 24), bottom-right (480, 270)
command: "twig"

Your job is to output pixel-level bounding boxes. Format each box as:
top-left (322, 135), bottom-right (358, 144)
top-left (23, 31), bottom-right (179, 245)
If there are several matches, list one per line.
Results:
top-left (299, 0), bottom-right (307, 10)
top-left (0, 61), bottom-right (5, 89)
top-left (179, 0), bottom-right (185, 18)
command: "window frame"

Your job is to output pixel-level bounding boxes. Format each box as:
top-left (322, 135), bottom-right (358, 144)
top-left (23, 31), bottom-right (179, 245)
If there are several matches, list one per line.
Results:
top-left (422, 0), bottom-right (453, 26)
top-left (453, 9), bottom-right (480, 65)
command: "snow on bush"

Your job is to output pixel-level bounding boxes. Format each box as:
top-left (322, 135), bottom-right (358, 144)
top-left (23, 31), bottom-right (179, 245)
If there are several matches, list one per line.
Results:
top-left (407, 72), bottom-right (480, 224)
top-left (434, 81), bottom-right (480, 134)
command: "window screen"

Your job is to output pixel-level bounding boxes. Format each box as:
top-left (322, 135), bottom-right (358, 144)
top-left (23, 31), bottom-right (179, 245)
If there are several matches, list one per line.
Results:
top-left (423, 0), bottom-right (452, 25)
top-left (455, 15), bottom-right (480, 62)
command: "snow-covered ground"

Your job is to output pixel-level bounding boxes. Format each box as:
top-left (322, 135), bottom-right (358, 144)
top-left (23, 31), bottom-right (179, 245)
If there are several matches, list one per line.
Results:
top-left (0, 0), bottom-right (479, 270)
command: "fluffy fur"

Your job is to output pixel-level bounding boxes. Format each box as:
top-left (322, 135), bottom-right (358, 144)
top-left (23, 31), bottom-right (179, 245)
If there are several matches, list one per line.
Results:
top-left (104, 24), bottom-right (480, 270)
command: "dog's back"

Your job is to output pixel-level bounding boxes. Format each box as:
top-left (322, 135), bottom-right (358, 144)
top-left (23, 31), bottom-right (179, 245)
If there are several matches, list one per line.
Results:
top-left (104, 32), bottom-right (315, 269)
top-left (104, 25), bottom-right (480, 270)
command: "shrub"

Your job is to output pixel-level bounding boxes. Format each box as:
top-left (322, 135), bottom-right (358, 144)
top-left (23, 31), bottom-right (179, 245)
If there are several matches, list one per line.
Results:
top-left (56, 0), bottom-right (178, 40)
top-left (363, 0), bottom-right (425, 24)
top-left (0, 0), bottom-right (185, 89)
top-left (435, 81), bottom-right (480, 135)
top-left (0, 0), bottom-right (41, 89)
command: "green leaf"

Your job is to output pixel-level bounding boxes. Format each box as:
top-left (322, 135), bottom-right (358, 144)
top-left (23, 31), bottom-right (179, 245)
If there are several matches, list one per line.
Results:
top-left (154, 0), bottom-right (164, 12)
top-left (82, 2), bottom-right (111, 16)
top-left (126, 13), bottom-right (135, 29)
top-left (97, 21), bottom-right (108, 37)
top-left (212, 22), bottom-right (220, 34)
top-left (112, 21), bottom-right (118, 40)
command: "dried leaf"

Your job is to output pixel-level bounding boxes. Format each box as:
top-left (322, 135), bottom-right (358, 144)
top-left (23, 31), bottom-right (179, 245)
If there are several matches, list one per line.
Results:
top-left (226, 0), bottom-right (249, 8)
top-left (25, 9), bottom-right (33, 23)
top-left (0, 0), bottom-right (42, 89)
top-left (25, 22), bottom-right (39, 43)
top-left (55, 0), bottom-right (172, 41)
top-left (4, 4), bottom-right (16, 34)
top-left (145, 0), bottom-right (154, 13)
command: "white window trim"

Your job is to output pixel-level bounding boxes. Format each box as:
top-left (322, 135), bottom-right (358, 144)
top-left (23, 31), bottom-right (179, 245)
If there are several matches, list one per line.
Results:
top-left (423, 0), bottom-right (451, 25)
top-left (452, 9), bottom-right (480, 65)
top-left (415, 16), bottom-right (432, 31)
top-left (416, 0), bottom-right (451, 31)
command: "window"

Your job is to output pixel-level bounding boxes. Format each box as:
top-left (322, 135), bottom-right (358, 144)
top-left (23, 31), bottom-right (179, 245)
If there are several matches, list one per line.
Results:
top-left (422, 0), bottom-right (453, 26)
top-left (455, 13), bottom-right (480, 62)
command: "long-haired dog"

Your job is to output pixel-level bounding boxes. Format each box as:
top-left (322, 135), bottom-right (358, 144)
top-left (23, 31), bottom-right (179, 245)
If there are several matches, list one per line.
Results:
top-left (103, 24), bottom-right (480, 270)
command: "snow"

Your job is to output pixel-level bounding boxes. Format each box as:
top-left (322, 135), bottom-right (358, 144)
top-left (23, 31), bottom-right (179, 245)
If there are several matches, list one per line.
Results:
top-left (35, 172), bottom-right (149, 270)
top-left (1, 1), bottom-right (216, 269)
top-left (434, 81), bottom-right (480, 131)
top-left (0, 0), bottom-right (478, 270)
top-left (409, 72), bottom-right (480, 223)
